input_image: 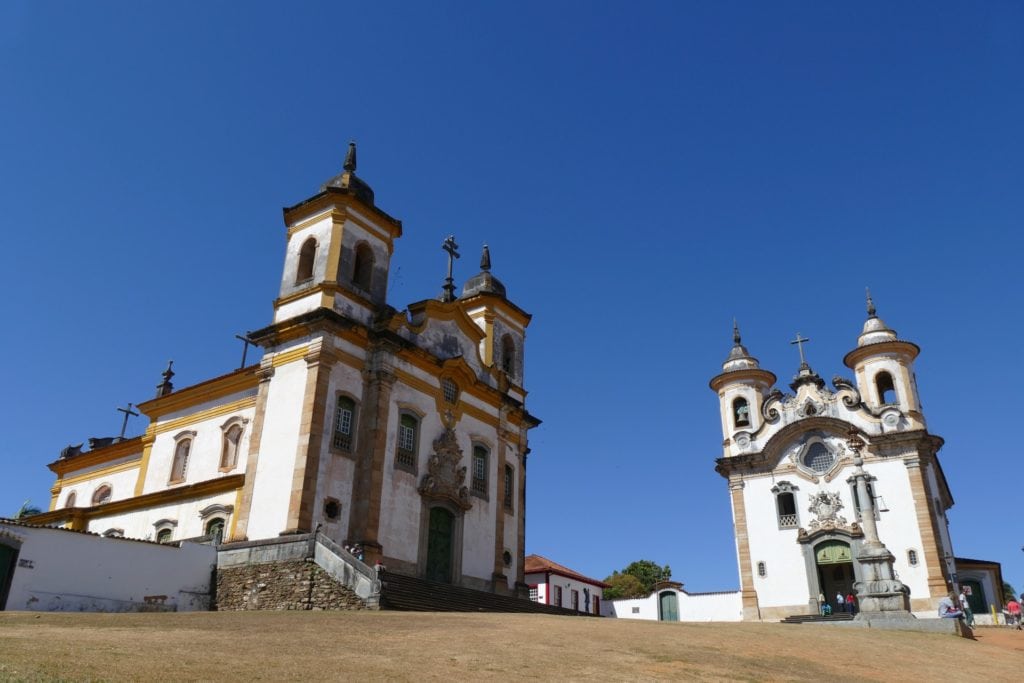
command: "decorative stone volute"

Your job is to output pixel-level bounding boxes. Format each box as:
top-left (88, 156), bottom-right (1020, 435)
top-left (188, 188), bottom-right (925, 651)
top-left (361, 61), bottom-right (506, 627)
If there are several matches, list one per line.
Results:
top-left (418, 427), bottom-right (471, 510)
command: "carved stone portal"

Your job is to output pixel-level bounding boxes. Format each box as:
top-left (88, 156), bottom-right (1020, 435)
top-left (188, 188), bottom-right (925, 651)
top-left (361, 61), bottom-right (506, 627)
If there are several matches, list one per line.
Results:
top-left (806, 491), bottom-right (850, 532)
top-left (418, 427), bottom-right (472, 511)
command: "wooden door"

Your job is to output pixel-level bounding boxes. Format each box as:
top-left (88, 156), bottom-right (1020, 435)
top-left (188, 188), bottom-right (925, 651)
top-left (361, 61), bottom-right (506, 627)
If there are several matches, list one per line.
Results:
top-left (659, 591), bottom-right (679, 621)
top-left (425, 507), bottom-right (454, 583)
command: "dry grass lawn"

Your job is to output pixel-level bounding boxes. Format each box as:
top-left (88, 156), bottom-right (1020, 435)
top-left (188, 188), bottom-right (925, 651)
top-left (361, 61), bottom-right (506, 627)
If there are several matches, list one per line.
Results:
top-left (1, 611), bottom-right (1022, 681)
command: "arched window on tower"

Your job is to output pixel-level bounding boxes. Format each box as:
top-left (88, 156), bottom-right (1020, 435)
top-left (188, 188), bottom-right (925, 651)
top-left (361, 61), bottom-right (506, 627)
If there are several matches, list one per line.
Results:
top-left (296, 238), bottom-right (317, 283)
top-left (733, 397), bottom-right (750, 428)
top-left (500, 334), bottom-right (516, 378)
top-left (352, 243), bottom-right (374, 291)
top-left (876, 371), bottom-right (897, 405)
top-left (64, 491), bottom-right (77, 509)
top-left (92, 484), bottom-right (112, 506)
top-left (170, 438), bottom-right (192, 484)
top-left (220, 423), bottom-right (243, 471)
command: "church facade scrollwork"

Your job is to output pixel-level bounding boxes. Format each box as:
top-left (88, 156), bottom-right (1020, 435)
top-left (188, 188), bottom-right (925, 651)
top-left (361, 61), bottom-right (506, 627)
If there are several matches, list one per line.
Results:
top-left (418, 427), bottom-right (472, 511)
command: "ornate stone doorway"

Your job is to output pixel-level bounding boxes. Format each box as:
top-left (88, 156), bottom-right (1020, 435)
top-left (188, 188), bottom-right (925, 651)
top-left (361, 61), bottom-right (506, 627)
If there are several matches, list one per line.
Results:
top-left (425, 507), bottom-right (454, 583)
top-left (815, 540), bottom-right (854, 610)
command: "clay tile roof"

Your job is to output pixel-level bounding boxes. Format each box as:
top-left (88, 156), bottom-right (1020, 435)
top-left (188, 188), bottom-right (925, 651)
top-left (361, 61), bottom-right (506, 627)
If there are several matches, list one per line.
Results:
top-left (524, 554), bottom-right (610, 588)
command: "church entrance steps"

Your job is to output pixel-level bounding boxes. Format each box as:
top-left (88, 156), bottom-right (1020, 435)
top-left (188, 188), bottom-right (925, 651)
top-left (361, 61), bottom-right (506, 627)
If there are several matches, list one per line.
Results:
top-left (780, 613), bottom-right (855, 624)
top-left (379, 572), bottom-right (593, 616)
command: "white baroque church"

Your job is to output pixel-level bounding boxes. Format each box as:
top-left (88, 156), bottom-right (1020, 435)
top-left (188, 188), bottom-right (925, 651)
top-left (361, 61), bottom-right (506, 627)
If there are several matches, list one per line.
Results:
top-left (710, 298), bottom-right (970, 621)
top-left (30, 144), bottom-right (539, 596)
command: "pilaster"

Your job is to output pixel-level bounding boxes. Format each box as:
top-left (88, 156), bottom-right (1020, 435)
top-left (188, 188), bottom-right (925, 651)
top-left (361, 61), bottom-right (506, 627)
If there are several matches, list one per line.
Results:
top-left (729, 478), bottom-right (761, 621)
top-left (227, 360), bottom-right (275, 541)
top-left (904, 455), bottom-right (949, 602)
top-left (347, 343), bottom-right (397, 565)
top-left (491, 422), bottom-right (511, 593)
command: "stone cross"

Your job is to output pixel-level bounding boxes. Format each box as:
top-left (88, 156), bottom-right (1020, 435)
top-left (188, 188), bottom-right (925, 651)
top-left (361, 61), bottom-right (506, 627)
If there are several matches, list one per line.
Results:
top-left (116, 402), bottom-right (139, 440)
top-left (441, 235), bottom-right (460, 303)
top-left (790, 333), bottom-right (811, 368)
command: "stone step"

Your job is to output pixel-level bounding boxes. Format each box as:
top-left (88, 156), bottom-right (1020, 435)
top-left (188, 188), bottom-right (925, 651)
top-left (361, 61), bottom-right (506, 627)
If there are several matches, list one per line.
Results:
top-left (781, 613), bottom-right (856, 624)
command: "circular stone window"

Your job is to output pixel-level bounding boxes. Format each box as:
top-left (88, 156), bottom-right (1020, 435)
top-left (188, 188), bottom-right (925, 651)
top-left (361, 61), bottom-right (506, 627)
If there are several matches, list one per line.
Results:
top-left (802, 442), bottom-right (835, 473)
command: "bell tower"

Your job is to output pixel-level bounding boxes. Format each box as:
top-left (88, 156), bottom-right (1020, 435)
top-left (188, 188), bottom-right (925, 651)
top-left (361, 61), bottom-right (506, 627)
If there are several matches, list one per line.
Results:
top-left (709, 321), bottom-right (777, 457)
top-left (842, 291), bottom-right (925, 430)
top-left (273, 142), bottom-right (403, 326)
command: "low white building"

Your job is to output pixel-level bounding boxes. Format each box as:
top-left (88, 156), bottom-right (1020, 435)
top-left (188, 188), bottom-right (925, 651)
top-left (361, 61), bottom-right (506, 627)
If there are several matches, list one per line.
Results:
top-left (602, 582), bottom-right (742, 622)
top-left (525, 554), bottom-right (606, 615)
top-left (0, 519), bottom-right (216, 612)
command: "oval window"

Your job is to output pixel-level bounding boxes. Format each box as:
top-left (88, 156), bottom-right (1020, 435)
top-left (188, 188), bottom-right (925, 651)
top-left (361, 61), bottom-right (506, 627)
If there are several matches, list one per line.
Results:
top-left (803, 442), bottom-right (835, 473)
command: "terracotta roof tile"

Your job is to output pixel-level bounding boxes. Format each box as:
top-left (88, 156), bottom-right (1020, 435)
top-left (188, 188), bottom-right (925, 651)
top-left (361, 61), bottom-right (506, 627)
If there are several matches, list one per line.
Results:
top-left (524, 554), bottom-right (609, 588)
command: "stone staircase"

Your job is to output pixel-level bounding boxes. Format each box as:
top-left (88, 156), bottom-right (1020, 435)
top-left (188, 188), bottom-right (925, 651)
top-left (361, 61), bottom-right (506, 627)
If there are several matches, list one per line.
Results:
top-left (379, 572), bottom-right (594, 616)
top-left (781, 612), bottom-right (855, 624)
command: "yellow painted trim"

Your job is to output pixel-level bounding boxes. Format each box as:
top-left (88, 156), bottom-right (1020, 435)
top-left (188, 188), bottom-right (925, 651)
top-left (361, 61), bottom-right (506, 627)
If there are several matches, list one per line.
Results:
top-left (285, 208), bottom-right (333, 237)
top-left (59, 459), bottom-right (141, 487)
top-left (340, 208), bottom-right (395, 246)
top-left (228, 486), bottom-right (243, 541)
top-left (152, 396), bottom-right (257, 436)
top-left (272, 344), bottom-right (311, 367)
top-left (47, 437), bottom-right (144, 477)
top-left (26, 474), bottom-right (246, 527)
top-left (137, 367), bottom-right (259, 420)
top-left (325, 219), bottom-right (344, 286)
top-left (133, 436), bottom-right (156, 496)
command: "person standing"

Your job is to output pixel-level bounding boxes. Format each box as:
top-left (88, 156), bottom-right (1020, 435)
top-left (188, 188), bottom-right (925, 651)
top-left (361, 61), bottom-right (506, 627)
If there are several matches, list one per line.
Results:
top-left (1007, 597), bottom-right (1022, 629)
top-left (958, 589), bottom-right (974, 627)
top-left (818, 592), bottom-right (827, 616)
top-left (835, 592), bottom-right (845, 613)
top-left (845, 592), bottom-right (856, 614)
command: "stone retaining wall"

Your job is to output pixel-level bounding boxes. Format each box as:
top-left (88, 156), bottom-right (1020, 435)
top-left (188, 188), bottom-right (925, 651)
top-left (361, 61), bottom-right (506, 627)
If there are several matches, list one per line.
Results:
top-left (216, 559), bottom-right (368, 611)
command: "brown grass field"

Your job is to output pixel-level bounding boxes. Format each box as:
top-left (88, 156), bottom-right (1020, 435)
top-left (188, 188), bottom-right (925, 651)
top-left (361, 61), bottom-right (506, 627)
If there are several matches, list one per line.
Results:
top-left (0, 611), bottom-right (1022, 681)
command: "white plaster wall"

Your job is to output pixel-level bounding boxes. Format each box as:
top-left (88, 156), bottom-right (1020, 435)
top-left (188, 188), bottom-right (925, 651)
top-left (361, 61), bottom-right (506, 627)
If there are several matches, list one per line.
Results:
top-left (501, 459), bottom-right (519, 591)
top-left (144, 400), bottom-right (255, 494)
top-left (603, 594), bottom-right (659, 620)
top-left (61, 463), bottom-right (140, 508)
top-left (533, 573), bottom-right (603, 613)
top-left (275, 293), bottom-right (327, 323)
top-left (2, 524), bottom-right (216, 612)
top-left (457, 413), bottom-right (499, 582)
top-left (743, 457), bottom-right (927, 609)
top-left (245, 356), bottom-right (308, 539)
top-left (679, 592), bottom-right (743, 621)
top-left (84, 492), bottom-right (239, 542)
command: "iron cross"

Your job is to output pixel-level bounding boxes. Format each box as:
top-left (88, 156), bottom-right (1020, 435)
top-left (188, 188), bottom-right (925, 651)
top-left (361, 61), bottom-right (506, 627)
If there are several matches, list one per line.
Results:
top-left (790, 333), bottom-right (811, 366)
top-left (116, 402), bottom-right (140, 440)
top-left (441, 234), bottom-right (460, 302)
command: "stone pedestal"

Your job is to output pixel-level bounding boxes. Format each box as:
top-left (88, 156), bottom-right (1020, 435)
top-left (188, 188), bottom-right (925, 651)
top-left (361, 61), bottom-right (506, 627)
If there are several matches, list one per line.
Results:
top-left (853, 543), bottom-right (910, 616)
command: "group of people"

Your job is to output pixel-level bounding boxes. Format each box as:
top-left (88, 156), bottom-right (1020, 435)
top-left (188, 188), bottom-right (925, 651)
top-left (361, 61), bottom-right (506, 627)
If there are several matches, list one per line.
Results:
top-left (817, 591), bottom-right (856, 616)
top-left (937, 590), bottom-right (973, 625)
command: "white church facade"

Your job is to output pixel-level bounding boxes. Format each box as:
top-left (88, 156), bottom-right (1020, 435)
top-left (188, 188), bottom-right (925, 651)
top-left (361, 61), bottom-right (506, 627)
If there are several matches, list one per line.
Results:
top-left (710, 299), bottom-right (961, 621)
top-left (25, 144), bottom-right (539, 596)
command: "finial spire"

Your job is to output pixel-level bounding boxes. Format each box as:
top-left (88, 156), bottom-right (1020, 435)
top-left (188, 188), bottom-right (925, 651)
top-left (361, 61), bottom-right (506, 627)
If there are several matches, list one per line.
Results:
top-left (866, 287), bottom-right (876, 318)
top-left (480, 244), bottom-right (491, 272)
top-left (440, 235), bottom-right (460, 302)
top-left (343, 141), bottom-right (357, 172)
top-left (156, 360), bottom-right (175, 398)
top-left (732, 318), bottom-right (741, 345)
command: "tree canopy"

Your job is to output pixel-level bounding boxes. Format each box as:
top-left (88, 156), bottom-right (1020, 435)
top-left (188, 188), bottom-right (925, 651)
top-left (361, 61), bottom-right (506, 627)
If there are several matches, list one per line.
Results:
top-left (603, 560), bottom-right (672, 600)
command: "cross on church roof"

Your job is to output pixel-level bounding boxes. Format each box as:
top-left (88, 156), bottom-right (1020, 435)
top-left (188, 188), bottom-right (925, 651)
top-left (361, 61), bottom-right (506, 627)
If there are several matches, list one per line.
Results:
top-left (440, 234), bottom-right (460, 303)
top-left (790, 333), bottom-right (811, 368)
top-left (116, 402), bottom-right (139, 440)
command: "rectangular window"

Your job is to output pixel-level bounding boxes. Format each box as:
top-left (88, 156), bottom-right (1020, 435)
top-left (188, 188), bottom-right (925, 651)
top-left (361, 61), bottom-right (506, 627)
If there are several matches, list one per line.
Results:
top-left (529, 586), bottom-right (539, 602)
top-left (571, 590), bottom-right (579, 611)
top-left (503, 465), bottom-right (514, 510)
top-left (555, 586), bottom-right (563, 607)
top-left (333, 399), bottom-right (355, 452)
top-left (396, 414), bottom-right (418, 469)
top-left (472, 446), bottom-right (488, 496)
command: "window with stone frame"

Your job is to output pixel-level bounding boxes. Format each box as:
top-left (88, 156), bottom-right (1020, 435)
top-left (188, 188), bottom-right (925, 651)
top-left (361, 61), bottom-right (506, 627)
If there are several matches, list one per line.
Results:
top-left (103, 528), bottom-right (124, 538)
top-left (503, 464), bottom-right (514, 511)
top-left (220, 422), bottom-right (244, 471)
top-left (875, 371), bottom-right (897, 405)
top-left (471, 445), bottom-right (488, 496)
top-left (64, 491), bottom-right (77, 509)
top-left (92, 484), bottom-right (112, 506)
top-left (296, 237), bottom-right (316, 283)
top-left (395, 412), bottom-right (419, 471)
top-left (205, 517), bottom-right (226, 544)
top-left (571, 589), bottom-right (580, 611)
top-left (170, 438), bottom-right (192, 484)
top-left (771, 481), bottom-right (799, 529)
top-left (333, 396), bottom-right (357, 452)
top-left (554, 585), bottom-right (563, 607)
top-left (757, 561), bottom-right (767, 578)
top-left (156, 528), bottom-right (173, 544)
top-left (907, 549), bottom-right (919, 566)
top-left (442, 378), bottom-right (459, 405)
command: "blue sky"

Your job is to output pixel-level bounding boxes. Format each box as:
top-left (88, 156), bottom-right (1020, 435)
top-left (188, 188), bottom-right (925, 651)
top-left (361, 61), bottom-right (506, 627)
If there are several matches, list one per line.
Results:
top-left (1, 2), bottom-right (1021, 594)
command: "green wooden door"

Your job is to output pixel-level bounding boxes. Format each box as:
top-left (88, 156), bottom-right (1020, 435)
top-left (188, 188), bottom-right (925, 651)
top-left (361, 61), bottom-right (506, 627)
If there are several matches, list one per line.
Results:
top-left (962, 580), bottom-right (986, 615)
top-left (0, 544), bottom-right (16, 610)
top-left (659, 591), bottom-right (679, 621)
top-left (425, 508), bottom-right (454, 583)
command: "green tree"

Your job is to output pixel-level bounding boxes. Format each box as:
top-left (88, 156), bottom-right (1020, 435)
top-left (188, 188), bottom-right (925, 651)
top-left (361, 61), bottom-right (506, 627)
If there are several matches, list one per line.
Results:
top-left (603, 560), bottom-right (672, 599)
top-left (1004, 582), bottom-right (1018, 602)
